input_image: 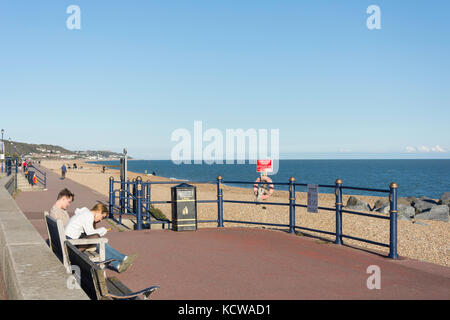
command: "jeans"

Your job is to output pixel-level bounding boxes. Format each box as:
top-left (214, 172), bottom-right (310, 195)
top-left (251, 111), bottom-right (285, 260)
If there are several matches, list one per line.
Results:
top-left (100, 243), bottom-right (126, 271)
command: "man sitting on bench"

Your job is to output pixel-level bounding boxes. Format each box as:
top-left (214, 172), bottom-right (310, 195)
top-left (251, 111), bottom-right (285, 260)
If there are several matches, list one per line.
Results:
top-left (65, 203), bottom-right (137, 273)
top-left (49, 188), bottom-right (74, 227)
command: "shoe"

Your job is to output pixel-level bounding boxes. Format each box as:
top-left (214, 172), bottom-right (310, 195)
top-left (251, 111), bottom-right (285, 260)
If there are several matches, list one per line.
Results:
top-left (117, 254), bottom-right (138, 273)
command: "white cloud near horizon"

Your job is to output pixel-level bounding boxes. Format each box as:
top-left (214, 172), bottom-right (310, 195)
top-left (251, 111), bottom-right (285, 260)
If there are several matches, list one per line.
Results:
top-left (431, 145), bottom-right (445, 152)
top-left (406, 145), bottom-right (446, 153)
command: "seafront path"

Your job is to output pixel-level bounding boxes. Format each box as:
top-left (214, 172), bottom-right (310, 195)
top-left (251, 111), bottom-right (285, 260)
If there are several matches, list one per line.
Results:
top-left (15, 166), bottom-right (450, 299)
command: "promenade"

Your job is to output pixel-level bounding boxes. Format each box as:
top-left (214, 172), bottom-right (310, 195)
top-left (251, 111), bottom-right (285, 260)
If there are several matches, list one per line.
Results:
top-left (14, 166), bottom-right (450, 300)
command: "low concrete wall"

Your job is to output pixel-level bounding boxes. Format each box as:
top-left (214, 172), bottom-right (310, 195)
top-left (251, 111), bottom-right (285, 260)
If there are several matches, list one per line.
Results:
top-left (0, 176), bottom-right (88, 300)
top-left (3, 174), bottom-right (15, 195)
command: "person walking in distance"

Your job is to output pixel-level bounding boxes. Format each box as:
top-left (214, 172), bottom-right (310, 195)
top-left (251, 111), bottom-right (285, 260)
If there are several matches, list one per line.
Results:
top-left (61, 164), bottom-right (67, 179)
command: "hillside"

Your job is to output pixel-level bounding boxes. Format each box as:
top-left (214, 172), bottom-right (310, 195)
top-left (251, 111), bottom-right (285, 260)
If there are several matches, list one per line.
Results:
top-left (1, 140), bottom-right (126, 160)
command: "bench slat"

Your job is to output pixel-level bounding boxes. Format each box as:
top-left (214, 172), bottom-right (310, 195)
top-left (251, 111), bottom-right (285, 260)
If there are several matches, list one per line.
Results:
top-left (85, 251), bottom-right (99, 258)
top-left (107, 277), bottom-right (138, 299)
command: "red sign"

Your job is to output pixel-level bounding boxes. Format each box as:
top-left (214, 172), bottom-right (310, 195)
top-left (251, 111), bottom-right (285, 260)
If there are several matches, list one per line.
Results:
top-left (257, 160), bottom-right (273, 173)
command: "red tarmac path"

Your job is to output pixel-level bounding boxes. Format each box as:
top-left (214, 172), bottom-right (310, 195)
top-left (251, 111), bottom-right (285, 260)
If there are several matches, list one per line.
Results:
top-left (14, 166), bottom-right (450, 300)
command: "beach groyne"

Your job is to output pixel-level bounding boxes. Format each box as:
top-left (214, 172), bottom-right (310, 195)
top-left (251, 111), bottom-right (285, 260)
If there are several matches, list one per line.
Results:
top-left (0, 175), bottom-right (88, 300)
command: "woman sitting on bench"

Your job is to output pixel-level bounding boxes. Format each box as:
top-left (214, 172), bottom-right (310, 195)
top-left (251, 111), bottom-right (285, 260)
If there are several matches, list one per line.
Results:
top-left (65, 203), bottom-right (137, 273)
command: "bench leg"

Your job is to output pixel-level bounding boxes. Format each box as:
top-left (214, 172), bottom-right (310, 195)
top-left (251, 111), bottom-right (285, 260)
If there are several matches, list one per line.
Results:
top-left (99, 243), bottom-right (106, 261)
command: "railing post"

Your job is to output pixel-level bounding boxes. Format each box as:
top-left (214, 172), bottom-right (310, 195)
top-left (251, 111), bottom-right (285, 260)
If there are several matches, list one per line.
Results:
top-left (120, 176), bottom-right (125, 218)
top-left (135, 176), bottom-right (143, 230)
top-left (145, 181), bottom-right (151, 228)
top-left (217, 176), bottom-right (224, 227)
top-left (125, 178), bottom-right (130, 213)
top-left (14, 160), bottom-right (18, 190)
top-left (288, 177), bottom-right (296, 234)
top-left (132, 178), bottom-right (137, 213)
top-left (334, 179), bottom-right (343, 245)
top-left (389, 182), bottom-right (398, 259)
top-left (109, 177), bottom-right (114, 219)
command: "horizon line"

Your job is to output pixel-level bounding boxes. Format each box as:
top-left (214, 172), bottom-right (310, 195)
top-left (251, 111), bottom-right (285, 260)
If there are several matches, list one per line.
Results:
top-left (89, 158), bottom-right (450, 161)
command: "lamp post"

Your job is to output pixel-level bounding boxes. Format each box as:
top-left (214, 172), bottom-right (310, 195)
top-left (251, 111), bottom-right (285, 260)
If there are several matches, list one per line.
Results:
top-left (119, 148), bottom-right (128, 217)
top-left (1, 129), bottom-right (4, 173)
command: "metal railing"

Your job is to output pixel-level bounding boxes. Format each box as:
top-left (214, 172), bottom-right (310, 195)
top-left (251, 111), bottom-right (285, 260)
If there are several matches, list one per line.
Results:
top-left (108, 177), bottom-right (217, 230)
top-left (28, 164), bottom-right (47, 189)
top-left (108, 176), bottom-right (399, 259)
top-left (4, 159), bottom-right (18, 192)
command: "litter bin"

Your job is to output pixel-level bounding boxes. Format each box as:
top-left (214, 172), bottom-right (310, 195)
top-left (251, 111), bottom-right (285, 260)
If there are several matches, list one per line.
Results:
top-left (171, 183), bottom-right (197, 231)
top-left (28, 171), bottom-right (35, 185)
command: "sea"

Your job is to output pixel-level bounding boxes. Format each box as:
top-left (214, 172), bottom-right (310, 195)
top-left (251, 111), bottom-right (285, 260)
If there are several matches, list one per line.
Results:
top-left (89, 159), bottom-right (450, 199)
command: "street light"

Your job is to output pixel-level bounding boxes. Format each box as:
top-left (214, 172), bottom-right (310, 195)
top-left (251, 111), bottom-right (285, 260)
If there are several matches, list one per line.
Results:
top-left (1, 129), bottom-right (4, 173)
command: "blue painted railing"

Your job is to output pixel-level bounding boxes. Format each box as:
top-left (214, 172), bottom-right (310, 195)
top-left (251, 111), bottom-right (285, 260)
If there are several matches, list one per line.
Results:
top-left (4, 158), bottom-right (18, 191)
top-left (108, 176), bottom-right (398, 259)
top-left (28, 164), bottom-right (47, 189)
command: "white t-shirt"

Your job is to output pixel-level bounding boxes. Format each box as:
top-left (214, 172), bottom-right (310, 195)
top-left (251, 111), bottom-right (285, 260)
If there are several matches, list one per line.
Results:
top-left (64, 207), bottom-right (107, 239)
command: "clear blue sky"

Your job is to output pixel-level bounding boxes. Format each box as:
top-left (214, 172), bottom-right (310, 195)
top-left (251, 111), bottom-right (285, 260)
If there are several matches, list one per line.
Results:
top-left (1, 0), bottom-right (449, 159)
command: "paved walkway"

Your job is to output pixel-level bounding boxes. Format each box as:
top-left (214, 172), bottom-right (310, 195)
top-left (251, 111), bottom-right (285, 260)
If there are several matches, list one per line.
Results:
top-left (14, 166), bottom-right (450, 300)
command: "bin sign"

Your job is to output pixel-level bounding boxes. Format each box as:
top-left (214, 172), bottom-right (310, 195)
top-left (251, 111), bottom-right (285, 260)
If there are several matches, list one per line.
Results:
top-left (257, 160), bottom-right (273, 173)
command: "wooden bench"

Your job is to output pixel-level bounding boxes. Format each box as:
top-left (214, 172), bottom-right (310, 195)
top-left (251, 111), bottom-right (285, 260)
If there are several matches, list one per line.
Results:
top-left (65, 241), bottom-right (159, 300)
top-left (44, 211), bottom-right (108, 273)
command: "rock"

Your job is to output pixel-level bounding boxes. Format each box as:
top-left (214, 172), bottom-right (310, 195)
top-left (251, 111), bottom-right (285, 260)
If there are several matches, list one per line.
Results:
top-left (373, 199), bottom-right (389, 210)
top-left (439, 192), bottom-right (450, 207)
top-left (398, 215), bottom-right (411, 221)
top-left (373, 198), bottom-right (411, 211)
top-left (413, 200), bottom-right (436, 214)
top-left (418, 196), bottom-right (438, 204)
top-left (376, 203), bottom-right (415, 219)
top-left (398, 204), bottom-right (416, 218)
top-left (345, 196), bottom-right (370, 211)
top-left (398, 198), bottom-right (413, 206)
top-left (415, 205), bottom-right (449, 222)
top-left (407, 196), bottom-right (417, 203)
top-left (376, 203), bottom-right (390, 214)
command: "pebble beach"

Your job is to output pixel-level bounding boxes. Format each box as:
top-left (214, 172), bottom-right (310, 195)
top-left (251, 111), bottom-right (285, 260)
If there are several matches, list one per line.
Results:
top-left (40, 160), bottom-right (450, 267)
